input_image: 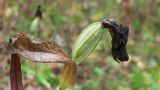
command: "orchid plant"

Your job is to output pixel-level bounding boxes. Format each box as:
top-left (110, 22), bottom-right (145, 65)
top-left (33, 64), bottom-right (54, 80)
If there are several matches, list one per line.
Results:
top-left (7, 5), bottom-right (129, 90)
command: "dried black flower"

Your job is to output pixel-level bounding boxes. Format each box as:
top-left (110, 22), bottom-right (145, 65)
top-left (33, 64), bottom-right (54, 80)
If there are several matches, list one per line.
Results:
top-left (101, 18), bottom-right (129, 62)
top-left (35, 5), bottom-right (42, 19)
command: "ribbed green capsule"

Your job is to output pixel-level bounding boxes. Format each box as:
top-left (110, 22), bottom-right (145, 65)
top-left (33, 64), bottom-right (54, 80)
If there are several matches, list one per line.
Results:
top-left (72, 22), bottom-right (103, 64)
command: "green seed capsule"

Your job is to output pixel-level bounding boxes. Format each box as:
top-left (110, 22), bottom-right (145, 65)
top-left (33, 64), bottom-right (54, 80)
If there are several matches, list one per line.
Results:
top-left (30, 17), bottom-right (40, 33)
top-left (72, 22), bottom-right (103, 64)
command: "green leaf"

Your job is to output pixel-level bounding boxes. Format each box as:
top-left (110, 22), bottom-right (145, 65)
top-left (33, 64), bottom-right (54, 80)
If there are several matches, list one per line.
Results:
top-left (72, 22), bottom-right (103, 64)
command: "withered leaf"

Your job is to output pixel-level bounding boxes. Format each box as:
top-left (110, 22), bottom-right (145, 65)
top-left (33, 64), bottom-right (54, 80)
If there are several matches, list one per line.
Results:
top-left (7, 33), bottom-right (77, 90)
top-left (102, 18), bottom-right (129, 62)
top-left (7, 33), bottom-right (70, 63)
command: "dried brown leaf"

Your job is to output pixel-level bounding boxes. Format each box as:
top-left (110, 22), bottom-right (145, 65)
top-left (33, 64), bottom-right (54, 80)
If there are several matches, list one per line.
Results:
top-left (8, 33), bottom-right (77, 89)
top-left (7, 33), bottom-right (70, 63)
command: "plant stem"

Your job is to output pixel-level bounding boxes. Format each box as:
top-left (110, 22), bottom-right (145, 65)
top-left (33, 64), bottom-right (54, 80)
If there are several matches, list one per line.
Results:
top-left (10, 54), bottom-right (23, 90)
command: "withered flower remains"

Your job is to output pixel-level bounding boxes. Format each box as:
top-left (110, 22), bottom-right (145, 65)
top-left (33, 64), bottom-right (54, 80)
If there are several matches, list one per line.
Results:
top-left (35, 5), bottom-right (42, 19)
top-left (102, 18), bottom-right (129, 62)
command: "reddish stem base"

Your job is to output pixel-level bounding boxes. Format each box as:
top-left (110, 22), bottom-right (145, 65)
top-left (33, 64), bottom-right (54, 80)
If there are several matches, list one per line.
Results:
top-left (10, 54), bottom-right (23, 90)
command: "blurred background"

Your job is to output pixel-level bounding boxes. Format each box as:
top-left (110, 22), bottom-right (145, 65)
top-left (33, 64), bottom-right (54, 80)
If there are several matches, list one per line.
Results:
top-left (0, 0), bottom-right (160, 90)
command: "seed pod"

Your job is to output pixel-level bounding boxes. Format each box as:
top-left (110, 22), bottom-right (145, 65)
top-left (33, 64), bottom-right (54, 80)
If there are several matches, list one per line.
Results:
top-left (30, 5), bottom-right (42, 33)
top-left (30, 17), bottom-right (40, 33)
top-left (72, 22), bottom-right (103, 64)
